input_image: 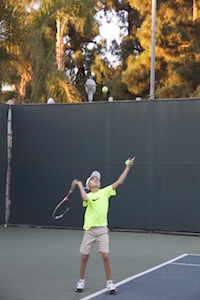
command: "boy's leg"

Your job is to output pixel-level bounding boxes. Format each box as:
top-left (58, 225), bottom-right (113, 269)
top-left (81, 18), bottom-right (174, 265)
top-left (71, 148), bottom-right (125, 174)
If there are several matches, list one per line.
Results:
top-left (76, 230), bottom-right (96, 292)
top-left (101, 252), bottom-right (111, 280)
top-left (75, 254), bottom-right (89, 292)
top-left (101, 251), bottom-right (117, 294)
top-left (101, 252), bottom-right (116, 293)
top-left (79, 229), bottom-right (95, 279)
top-left (80, 254), bottom-right (89, 279)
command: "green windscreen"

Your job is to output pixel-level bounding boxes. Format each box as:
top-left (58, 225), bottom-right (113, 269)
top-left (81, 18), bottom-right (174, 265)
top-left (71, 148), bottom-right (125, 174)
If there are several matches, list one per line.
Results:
top-left (9, 100), bottom-right (200, 233)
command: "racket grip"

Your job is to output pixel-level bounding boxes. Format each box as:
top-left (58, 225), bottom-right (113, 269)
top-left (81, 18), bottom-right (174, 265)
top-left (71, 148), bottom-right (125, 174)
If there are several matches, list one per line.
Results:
top-left (70, 179), bottom-right (78, 192)
top-left (69, 187), bottom-right (75, 193)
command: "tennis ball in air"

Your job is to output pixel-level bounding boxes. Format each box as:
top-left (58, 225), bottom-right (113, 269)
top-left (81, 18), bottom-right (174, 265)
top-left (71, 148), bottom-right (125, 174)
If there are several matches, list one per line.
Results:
top-left (4, 224), bottom-right (7, 228)
top-left (125, 159), bottom-right (130, 166)
top-left (102, 86), bottom-right (108, 93)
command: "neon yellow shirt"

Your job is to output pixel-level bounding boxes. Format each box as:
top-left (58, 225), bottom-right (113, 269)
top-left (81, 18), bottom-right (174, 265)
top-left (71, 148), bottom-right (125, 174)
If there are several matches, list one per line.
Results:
top-left (83, 185), bottom-right (116, 230)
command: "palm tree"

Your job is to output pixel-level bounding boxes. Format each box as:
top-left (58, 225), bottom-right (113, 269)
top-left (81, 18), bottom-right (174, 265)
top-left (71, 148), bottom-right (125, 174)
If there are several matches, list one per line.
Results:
top-left (31, 0), bottom-right (94, 103)
top-left (56, 13), bottom-right (66, 71)
top-left (0, 0), bottom-right (94, 103)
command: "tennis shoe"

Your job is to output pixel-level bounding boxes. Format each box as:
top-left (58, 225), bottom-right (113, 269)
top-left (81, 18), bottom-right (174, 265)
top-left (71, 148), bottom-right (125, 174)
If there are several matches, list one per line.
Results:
top-left (106, 280), bottom-right (117, 294)
top-left (75, 279), bottom-right (85, 292)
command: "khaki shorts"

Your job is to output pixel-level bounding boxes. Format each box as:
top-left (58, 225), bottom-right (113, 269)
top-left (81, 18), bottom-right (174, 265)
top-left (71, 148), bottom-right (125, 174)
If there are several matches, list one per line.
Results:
top-left (79, 226), bottom-right (109, 255)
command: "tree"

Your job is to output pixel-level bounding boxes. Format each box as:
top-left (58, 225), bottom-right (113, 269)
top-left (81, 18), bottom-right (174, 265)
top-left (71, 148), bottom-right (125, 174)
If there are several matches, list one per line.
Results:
top-left (87, 0), bottom-right (143, 100)
top-left (193, 0), bottom-right (198, 21)
top-left (30, 0), bottom-right (94, 103)
top-left (0, 0), bottom-right (94, 103)
top-left (57, 5), bottom-right (99, 102)
top-left (120, 0), bottom-right (200, 99)
top-left (2, 0), bottom-right (200, 102)
top-left (0, 1), bottom-right (26, 100)
top-left (154, 0), bottom-right (200, 98)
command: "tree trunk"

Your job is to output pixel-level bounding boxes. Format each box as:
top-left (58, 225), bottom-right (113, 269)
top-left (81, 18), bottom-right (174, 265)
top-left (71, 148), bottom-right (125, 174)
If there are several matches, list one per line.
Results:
top-left (56, 17), bottom-right (65, 71)
top-left (193, 0), bottom-right (198, 21)
top-left (19, 62), bottom-right (32, 100)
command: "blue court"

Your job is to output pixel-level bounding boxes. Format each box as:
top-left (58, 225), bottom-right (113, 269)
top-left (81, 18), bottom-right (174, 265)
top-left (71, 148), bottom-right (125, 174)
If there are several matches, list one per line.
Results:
top-left (80, 254), bottom-right (200, 300)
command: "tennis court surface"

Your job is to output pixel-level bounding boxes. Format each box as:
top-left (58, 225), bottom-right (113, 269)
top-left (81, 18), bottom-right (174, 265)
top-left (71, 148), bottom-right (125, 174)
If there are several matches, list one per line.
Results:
top-left (80, 254), bottom-right (200, 300)
top-left (1, 227), bottom-right (200, 300)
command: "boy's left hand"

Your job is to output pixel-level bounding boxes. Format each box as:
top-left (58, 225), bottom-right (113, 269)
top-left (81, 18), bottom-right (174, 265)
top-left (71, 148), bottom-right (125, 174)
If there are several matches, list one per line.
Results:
top-left (126, 156), bottom-right (136, 167)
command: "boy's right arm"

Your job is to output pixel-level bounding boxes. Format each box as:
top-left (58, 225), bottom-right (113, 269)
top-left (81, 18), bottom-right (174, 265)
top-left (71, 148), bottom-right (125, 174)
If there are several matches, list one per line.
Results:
top-left (71, 179), bottom-right (88, 202)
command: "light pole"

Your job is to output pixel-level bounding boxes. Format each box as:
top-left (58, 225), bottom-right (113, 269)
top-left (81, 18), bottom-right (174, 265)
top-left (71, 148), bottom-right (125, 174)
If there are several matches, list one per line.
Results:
top-left (150, 0), bottom-right (156, 100)
top-left (85, 78), bottom-right (96, 102)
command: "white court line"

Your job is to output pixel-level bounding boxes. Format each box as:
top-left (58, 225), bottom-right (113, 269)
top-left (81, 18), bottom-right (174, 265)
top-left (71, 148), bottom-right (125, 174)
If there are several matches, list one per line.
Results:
top-left (172, 262), bottom-right (200, 267)
top-left (79, 253), bottom-right (189, 300)
top-left (187, 253), bottom-right (200, 257)
top-left (171, 253), bottom-right (200, 267)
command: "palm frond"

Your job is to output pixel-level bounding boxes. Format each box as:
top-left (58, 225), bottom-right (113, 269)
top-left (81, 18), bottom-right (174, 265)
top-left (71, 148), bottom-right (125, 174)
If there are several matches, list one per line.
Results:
top-left (53, 75), bottom-right (82, 103)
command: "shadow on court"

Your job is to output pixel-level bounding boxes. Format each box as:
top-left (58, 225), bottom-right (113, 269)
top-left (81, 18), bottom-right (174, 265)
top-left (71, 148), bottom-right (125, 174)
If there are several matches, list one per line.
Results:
top-left (1, 227), bottom-right (200, 300)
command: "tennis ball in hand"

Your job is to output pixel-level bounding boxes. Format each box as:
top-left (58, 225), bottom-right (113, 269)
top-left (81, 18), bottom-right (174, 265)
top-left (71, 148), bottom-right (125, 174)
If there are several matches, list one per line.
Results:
top-left (102, 86), bottom-right (108, 93)
top-left (125, 159), bottom-right (130, 166)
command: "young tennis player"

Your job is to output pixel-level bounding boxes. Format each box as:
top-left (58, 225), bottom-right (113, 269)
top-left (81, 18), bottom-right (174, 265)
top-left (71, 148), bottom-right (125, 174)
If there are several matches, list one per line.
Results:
top-left (71, 156), bottom-right (136, 293)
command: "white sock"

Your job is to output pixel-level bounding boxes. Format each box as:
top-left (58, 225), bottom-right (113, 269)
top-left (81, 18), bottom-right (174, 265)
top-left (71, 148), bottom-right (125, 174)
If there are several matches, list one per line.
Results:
top-left (107, 280), bottom-right (113, 284)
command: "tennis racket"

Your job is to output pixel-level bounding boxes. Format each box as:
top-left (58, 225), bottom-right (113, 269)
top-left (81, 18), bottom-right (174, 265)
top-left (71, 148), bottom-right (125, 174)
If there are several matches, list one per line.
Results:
top-left (52, 187), bottom-right (74, 220)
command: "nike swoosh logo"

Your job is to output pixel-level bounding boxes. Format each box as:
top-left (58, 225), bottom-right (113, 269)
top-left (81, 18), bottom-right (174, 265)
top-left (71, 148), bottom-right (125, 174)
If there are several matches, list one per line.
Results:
top-left (92, 197), bottom-right (100, 202)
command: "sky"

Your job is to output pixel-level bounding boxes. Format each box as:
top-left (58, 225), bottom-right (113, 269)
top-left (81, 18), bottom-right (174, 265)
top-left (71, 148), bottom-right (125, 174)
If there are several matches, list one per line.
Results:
top-left (98, 12), bottom-right (121, 46)
top-left (95, 9), bottom-right (127, 63)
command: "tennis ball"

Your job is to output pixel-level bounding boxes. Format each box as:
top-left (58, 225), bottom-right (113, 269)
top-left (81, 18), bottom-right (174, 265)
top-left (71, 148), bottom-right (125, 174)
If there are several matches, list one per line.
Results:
top-left (125, 159), bottom-right (130, 166)
top-left (102, 86), bottom-right (108, 93)
top-left (4, 224), bottom-right (7, 228)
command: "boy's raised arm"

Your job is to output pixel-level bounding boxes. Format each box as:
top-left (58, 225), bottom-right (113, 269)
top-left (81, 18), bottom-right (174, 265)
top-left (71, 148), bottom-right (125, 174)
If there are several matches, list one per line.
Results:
top-left (112, 156), bottom-right (135, 190)
top-left (71, 179), bottom-right (88, 201)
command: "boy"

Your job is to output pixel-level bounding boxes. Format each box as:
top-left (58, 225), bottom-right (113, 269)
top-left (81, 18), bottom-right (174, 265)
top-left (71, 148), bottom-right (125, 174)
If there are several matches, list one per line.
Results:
top-left (71, 156), bottom-right (135, 293)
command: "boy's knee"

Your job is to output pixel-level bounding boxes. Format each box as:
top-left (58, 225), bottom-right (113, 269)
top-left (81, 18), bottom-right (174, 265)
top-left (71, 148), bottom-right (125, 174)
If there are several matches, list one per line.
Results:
top-left (81, 254), bottom-right (89, 263)
top-left (102, 252), bottom-right (110, 262)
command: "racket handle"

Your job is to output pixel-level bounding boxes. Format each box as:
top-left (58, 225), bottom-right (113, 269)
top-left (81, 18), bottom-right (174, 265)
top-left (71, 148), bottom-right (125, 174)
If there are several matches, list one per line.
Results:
top-left (69, 187), bottom-right (75, 193)
top-left (70, 179), bottom-right (78, 192)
